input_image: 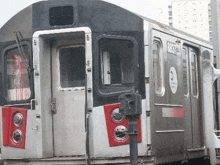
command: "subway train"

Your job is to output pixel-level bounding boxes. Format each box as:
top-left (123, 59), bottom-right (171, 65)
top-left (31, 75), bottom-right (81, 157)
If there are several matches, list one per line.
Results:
top-left (0, 0), bottom-right (220, 164)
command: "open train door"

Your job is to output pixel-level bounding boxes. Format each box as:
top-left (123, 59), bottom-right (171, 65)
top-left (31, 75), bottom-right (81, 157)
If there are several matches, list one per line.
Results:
top-left (50, 28), bottom-right (92, 157)
top-left (33, 27), bottom-right (92, 158)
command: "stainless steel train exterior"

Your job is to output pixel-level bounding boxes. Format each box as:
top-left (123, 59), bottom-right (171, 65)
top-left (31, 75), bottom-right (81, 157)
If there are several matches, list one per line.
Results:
top-left (0, 0), bottom-right (220, 164)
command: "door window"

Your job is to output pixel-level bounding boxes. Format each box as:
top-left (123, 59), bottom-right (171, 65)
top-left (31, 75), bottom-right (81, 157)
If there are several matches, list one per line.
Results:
top-left (153, 39), bottom-right (165, 96)
top-left (59, 46), bottom-right (85, 88)
top-left (182, 47), bottom-right (189, 97)
top-left (191, 50), bottom-right (198, 97)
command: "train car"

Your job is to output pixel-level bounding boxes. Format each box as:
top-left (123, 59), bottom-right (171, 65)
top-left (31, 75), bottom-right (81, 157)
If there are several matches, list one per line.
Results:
top-left (0, 0), bottom-right (220, 164)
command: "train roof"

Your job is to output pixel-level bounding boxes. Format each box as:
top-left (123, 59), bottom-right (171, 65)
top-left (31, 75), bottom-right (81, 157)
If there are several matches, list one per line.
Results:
top-left (0, 0), bottom-right (212, 46)
top-left (0, 0), bottom-right (143, 42)
top-left (139, 15), bottom-right (212, 46)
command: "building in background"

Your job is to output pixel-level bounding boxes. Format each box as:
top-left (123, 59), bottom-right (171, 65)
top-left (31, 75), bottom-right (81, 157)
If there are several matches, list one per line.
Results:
top-left (208, 3), bottom-right (212, 42)
top-left (168, 0), bottom-right (211, 41)
top-left (158, 7), bottom-right (169, 25)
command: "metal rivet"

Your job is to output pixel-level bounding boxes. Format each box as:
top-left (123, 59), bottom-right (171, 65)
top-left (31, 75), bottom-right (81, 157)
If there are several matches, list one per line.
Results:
top-left (176, 39), bottom-right (181, 44)
top-left (88, 109), bottom-right (92, 112)
top-left (87, 60), bottom-right (90, 66)
top-left (35, 72), bottom-right (39, 76)
top-left (145, 77), bottom-right (150, 84)
top-left (87, 68), bottom-right (91, 72)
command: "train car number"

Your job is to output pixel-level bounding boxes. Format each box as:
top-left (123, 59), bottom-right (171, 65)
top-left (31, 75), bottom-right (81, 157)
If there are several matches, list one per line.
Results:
top-left (167, 42), bottom-right (177, 54)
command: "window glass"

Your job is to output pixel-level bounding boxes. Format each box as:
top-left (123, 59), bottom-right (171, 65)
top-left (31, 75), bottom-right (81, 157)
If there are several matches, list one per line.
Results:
top-left (99, 39), bottom-right (135, 85)
top-left (59, 46), bottom-right (85, 88)
top-left (49, 6), bottom-right (73, 26)
top-left (191, 51), bottom-right (198, 96)
top-left (182, 48), bottom-right (189, 96)
top-left (6, 46), bottom-right (31, 101)
top-left (153, 40), bottom-right (164, 96)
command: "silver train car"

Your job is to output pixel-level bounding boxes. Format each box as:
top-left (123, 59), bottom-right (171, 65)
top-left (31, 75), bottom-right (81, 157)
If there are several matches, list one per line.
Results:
top-left (0, 0), bottom-right (220, 164)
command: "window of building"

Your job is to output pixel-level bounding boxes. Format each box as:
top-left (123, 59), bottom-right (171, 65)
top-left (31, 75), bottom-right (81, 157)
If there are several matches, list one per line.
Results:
top-left (169, 11), bottom-right (172, 16)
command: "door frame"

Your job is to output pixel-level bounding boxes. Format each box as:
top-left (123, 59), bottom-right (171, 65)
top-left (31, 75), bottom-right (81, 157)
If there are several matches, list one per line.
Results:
top-left (32, 27), bottom-right (93, 158)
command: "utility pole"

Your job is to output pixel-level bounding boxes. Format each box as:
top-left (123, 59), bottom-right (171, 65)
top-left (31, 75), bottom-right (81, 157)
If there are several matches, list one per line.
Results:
top-left (211, 0), bottom-right (220, 129)
top-left (119, 93), bottom-right (142, 165)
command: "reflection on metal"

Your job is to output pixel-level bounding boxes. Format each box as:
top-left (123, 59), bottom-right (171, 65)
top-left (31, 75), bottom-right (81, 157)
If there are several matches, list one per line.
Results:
top-left (156, 130), bottom-right (184, 133)
top-left (58, 86), bottom-right (85, 91)
top-left (154, 103), bottom-right (183, 107)
top-left (187, 147), bottom-right (205, 152)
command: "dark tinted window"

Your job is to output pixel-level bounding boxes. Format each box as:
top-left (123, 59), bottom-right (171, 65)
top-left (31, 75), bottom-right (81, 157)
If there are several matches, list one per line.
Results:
top-left (49, 6), bottom-right (73, 26)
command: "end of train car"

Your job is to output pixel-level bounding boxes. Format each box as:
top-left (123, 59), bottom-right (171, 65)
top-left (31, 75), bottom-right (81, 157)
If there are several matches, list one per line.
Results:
top-left (0, 0), bottom-right (219, 164)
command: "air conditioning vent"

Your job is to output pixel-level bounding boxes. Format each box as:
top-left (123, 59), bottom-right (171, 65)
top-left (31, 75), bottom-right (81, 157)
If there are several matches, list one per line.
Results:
top-left (49, 6), bottom-right (73, 26)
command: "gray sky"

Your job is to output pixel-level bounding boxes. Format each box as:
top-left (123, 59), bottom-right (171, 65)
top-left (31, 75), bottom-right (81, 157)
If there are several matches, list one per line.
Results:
top-left (0, 0), bottom-right (172, 28)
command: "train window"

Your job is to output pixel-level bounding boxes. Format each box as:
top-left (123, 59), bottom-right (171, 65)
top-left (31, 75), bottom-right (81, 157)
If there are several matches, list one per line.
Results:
top-left (49, 6), bottom-right (74, 26)
top-left (182, 47), bottom-right (189, 96)
top-left (191, 51), bottom-right (198, 97)
top-left (99, 38), bottom-right (135, 85)
top-left (5, 46), bottom-right (31, 101)
top-left (59, 46), bottom-right (85, 88)
top-left (153, 39), bottom-right (164, 96)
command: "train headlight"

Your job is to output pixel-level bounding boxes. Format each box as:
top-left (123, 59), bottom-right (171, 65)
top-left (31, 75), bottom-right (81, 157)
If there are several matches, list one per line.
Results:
top-left (114, 125), bottom-right (128, 141)
top-left (14, 113), bottom-right (23, 127)
top-left (12, 129), bottom-right (22, 143)
top-left (111, 108), bottom-right (125, 123)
